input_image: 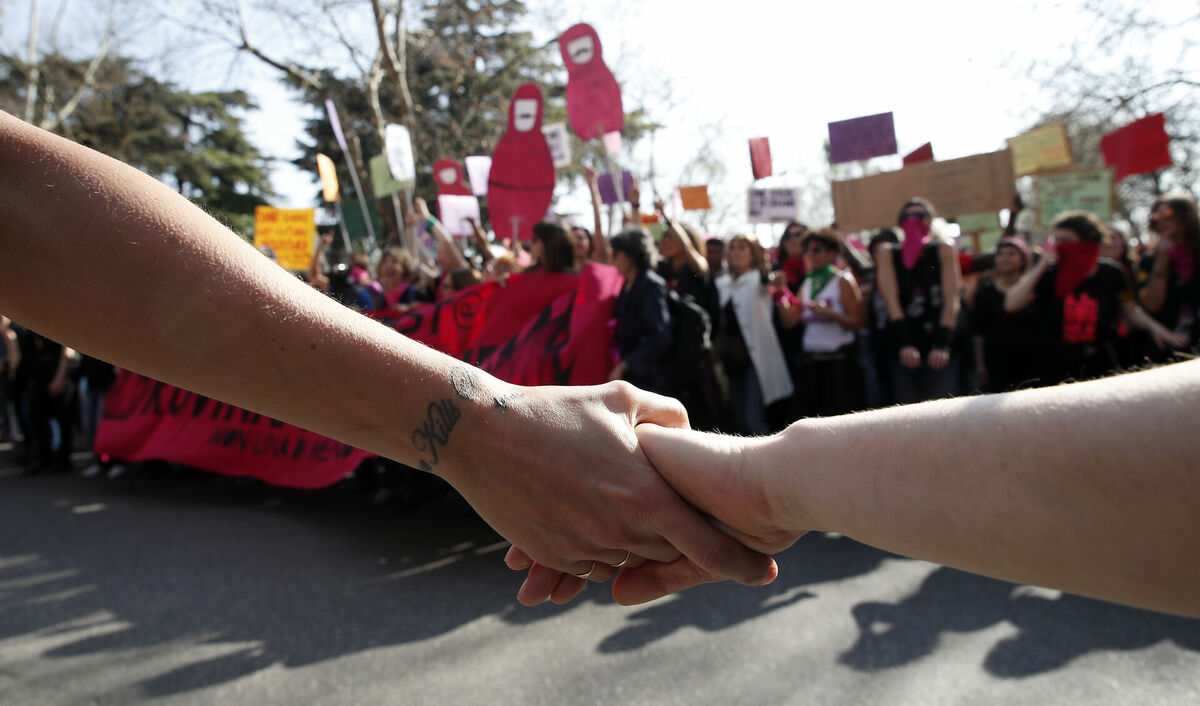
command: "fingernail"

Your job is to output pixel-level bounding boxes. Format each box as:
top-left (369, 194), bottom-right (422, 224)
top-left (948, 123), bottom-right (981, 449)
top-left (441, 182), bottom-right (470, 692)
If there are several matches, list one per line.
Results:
top-left (758, 559), bottom-right (779, 586)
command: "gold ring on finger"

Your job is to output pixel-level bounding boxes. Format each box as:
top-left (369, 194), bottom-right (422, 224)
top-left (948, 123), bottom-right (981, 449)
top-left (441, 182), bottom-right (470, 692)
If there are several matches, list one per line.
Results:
top-left (573, 561), bottom-right (596, 580)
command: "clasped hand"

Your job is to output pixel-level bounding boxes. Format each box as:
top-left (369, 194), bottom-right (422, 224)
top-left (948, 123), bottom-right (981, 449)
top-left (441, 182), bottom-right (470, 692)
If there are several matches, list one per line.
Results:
top-left (504, 422), bottom-right (807, 606)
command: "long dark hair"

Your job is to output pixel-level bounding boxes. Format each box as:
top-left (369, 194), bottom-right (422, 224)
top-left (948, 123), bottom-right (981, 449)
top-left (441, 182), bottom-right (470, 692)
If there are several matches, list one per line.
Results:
top-left (532, 222), bottom-right (576, 273)
top-left (1152, 193), bottom-right (1200, 258)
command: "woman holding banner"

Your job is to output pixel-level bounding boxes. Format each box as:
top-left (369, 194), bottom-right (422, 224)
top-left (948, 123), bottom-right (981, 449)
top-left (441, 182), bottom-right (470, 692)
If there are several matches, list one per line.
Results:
top-left (874, 198), bottom-right (962, 403)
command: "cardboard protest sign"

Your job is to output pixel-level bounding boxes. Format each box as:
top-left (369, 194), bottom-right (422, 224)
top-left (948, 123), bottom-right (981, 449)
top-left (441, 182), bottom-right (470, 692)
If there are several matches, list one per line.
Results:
top-left (747, 187), bottom-right (801, 223)
top-left (955, 211), bottom-right (1000, 233)
top-left (369, 153), bottom-right (404, 197)
top-left (437, 194), bottom-right (482, 237)
top-left (542, 122), bottom-right (573, 168)
top-left (903, 142), bottom-right (934, 166)
top-left (1100, 114), bottom-right (1171, 181)
top-left (488, 83), bottom-right (556, 241)
top-left (1036, 168), bottom-right (1114, 226)
top-left (316, 153), bottom-right (339, 202)
top-left (253, 206), bottom-right (315, 271)
top-left (596, 170), bottom-right (633, 204)
top-left (978, 229), bottom-right (1004, 253)
top-left (679, 185), bottom-right (711, 211)
top-left (560, 23), bottom-right (624, 140)
top-left (384, 123), bottom-right (416, 183)
top-left (749, 137), bottom-right (772, 179)
top-left (1007, 123), bottom-right (1074, 176)
top-left (831, 149), bottom-right (1016, 233)
top-left (828, 112), bottom-right (897, 164)
top-left (433, 157), bottom-right (472, 197)
top-left (464, 156), bottom-right (492, 196)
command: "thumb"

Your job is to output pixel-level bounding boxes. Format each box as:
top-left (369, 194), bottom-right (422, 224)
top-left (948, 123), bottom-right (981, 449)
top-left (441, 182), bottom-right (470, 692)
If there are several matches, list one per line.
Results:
top-left (636, 424), bottom-right (744, 513)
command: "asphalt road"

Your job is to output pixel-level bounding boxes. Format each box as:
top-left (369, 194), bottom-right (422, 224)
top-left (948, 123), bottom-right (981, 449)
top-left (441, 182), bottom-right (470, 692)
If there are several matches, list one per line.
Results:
top-left (2, 453), bottom-right (1199, 705)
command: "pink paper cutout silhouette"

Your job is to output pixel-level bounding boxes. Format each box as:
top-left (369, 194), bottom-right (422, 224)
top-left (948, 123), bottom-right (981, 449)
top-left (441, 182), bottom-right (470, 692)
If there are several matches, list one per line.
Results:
top-left (487, 83), bottom-right (556, 242)
top-left (560, 23), bottom-right (624, 141)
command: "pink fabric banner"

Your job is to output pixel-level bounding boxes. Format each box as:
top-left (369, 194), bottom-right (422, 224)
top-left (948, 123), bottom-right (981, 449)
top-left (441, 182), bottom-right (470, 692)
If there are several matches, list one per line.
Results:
top-left (95, 265), bottom-right (624, 488)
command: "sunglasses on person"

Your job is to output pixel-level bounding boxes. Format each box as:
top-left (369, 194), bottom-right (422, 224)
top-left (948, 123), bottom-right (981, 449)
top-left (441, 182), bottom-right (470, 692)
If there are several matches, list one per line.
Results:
top-left (901, 210), bottom-right (930, 221)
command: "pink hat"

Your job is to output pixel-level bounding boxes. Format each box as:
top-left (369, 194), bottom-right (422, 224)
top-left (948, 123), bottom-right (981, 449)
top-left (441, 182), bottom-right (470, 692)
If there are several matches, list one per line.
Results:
top-left (997, 236), bottom-right (1029, 265)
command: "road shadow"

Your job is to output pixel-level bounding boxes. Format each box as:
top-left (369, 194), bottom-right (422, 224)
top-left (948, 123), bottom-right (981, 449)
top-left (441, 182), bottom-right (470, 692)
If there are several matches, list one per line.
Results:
top-left (0, 469), bottom-right (527, 700)
top-left (595, 533), bottom-right (892, 653)
top-left (840, 566), bottom-right (1200, 676)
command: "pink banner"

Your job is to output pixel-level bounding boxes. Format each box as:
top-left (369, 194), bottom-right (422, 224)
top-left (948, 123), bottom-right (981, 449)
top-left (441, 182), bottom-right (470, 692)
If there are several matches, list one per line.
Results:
top-left (95, 265), bottom-right (624, 488)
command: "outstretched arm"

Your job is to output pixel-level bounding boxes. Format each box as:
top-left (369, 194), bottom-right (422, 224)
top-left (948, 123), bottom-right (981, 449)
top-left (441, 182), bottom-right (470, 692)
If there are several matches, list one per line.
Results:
top-left (618, 360), bottom-right (1200, 616)
top-left (0, 110), bottom-right (773, 588)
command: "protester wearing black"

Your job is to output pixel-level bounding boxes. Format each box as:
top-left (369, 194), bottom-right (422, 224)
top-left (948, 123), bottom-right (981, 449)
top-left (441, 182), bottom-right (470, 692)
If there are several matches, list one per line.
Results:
top-left (1139, 194), bottom-right (1200, 358)
top-left (972, 238), bottom-right (1040, 393)
top-left (15, 326), bottom-right (76, 473)
top-left (876, 199), bottom-right (962, 404)
top-left (610, 228), bottom-right (673, 396)
top-left (1006, 210), bottom-right (1187, 386)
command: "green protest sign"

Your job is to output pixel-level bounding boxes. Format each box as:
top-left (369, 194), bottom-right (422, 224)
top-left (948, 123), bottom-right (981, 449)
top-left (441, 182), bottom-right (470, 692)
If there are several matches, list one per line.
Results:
top-left (1037, 168), bottom-right (1114, 226)
top-left (955, 211), bottom-right (1000, 233)
top-left (369, 153), bottom-right (405, 198)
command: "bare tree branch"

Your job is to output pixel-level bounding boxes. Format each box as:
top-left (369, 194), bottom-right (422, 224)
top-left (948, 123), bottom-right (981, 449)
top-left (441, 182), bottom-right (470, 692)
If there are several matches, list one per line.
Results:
top-left (371, 0), bottom-right (413, 127)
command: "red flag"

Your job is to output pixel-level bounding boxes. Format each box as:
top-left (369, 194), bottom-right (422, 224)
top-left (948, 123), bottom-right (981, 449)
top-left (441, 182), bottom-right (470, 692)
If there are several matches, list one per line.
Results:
top-left (903, 142), bottom-right (934, 166)
top-left (749, 137), bottom-right (772, 180)
top-left (1100, 114), bottom-right (1171, 181)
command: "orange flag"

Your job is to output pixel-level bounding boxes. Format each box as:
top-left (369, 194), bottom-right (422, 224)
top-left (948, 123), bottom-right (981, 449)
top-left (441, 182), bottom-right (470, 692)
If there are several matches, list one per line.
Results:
top-left (316, 153), bottom-right (340, 202)
top-left (678, 185), bottom-right (711, 211)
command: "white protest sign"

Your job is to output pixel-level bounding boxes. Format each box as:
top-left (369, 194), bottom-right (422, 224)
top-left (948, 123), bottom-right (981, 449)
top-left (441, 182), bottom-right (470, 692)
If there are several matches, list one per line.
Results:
top-left (542, 122), bottom-right (573, 169)
top-left (437, 194), bottom-right (481, 238)
top-left (746, 187), bottom-right (802, 223)
top-left (384, 123), bottom-right (416, 184)
top-left (464, 155), bottom-right (492, 197)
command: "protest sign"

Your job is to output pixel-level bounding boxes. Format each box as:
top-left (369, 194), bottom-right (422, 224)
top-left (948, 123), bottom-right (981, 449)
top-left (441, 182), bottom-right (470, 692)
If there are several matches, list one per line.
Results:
top-left (464, 156), bottom-right (492, 196)
top-left (955, 211), bottom-right (1000, 233)
top-left (542, 122), bottom-right (573, 168)
top-left (253, 206), bottom-right (315, 271)
top-left (978, 229), bottom-right (1004, 253)
top-left (560, 23), bottom-right (624, 140)
top-left (1036, 168), bottom-right (1114, 226)
top-left (384, 123), bottom-right (416, 183)
top-left (679, 185), bottom-right (711, 211)
top-left (1007, 123), bottom-right (1074, 176)
top-left (368, 153), bottom-right (404, 197)
top-left (831, 149), bottom-right (1016, 233)
top-left (316, 153), bottom-right (339, 202)
top-left (1100, 114), bottom-right (1171, 181)
top-left (746, 187), bottom-right (801, 223)
top-left (903, 142), bottom-right (934, 166)
top-left (749, 137), bottom-right (772, 179)
top-left (596, 170), bottom-right (633, 204)
top-left (602, 131), bottom-right (622, 155)
top-left (433, 157), bottom-right (472, 197)
top-left (324, 99), bottom-right (349, 153)
top-left (828, 112), bottom-right (897, 164)
top-left (489, 83), bottom-right (556, 241)
top-left (437, 194), bottom-right (482, 237)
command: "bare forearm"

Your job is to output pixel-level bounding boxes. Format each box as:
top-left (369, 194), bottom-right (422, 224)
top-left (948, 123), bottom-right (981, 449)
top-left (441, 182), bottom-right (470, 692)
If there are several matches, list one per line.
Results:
top-left (0, 111), bottom-right (490, 482)
top-left (773, 360), bottom-right (1200, 615)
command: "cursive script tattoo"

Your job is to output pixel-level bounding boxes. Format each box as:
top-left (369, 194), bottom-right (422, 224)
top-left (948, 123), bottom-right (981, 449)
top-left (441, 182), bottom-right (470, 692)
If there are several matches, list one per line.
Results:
top-left (450, 364), bottom-right (523, 409)
top-left (411, 398), bottom-right (461, 472)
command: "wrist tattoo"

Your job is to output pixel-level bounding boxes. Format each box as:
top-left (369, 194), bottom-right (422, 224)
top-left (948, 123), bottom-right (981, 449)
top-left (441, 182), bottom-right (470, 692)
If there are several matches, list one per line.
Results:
top-left (411, 398), bottom-right (461, 472)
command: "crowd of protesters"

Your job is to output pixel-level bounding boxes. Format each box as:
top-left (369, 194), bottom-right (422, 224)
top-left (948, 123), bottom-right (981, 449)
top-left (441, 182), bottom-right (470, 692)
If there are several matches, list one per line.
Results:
top-left (3, 168), bottom-right (1197, 495)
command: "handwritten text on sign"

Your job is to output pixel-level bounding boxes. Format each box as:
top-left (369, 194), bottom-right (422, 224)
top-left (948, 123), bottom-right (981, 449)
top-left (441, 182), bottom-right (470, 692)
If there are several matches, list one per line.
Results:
top-left (746, 188), bottom-right (801, 223)
top-left (253, 206), bottom-right (315, 271)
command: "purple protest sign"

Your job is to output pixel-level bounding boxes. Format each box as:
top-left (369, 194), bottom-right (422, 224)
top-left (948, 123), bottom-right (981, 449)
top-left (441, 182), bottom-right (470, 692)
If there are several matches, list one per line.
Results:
top-left (828, 112), bottom-right (898, 164)
top-left (324, 99), bottom-right (350, 153)
top-left (596, 170), bottom-right (633, 204)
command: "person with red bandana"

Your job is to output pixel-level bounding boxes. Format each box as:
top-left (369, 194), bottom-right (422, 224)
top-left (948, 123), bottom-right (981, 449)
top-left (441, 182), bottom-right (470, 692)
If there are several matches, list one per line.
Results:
top-left (874, 198), bottom-right (962, 403)
top-left (1005, 210), bottom-right (1186, 385)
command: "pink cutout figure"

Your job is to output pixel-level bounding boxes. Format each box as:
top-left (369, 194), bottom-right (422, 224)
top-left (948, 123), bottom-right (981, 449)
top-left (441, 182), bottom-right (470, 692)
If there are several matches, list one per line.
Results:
top-left (559, 23), bottom-right (623, 141)
top-left (487, 83), bottom-right (555, 242)
top-left (433, 157), bottom-right (472, 197)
